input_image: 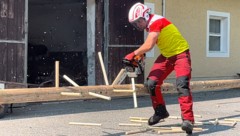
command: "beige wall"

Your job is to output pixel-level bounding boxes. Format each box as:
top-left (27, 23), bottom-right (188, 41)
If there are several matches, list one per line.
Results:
top-left (144, 0), bottom-right (240, 80)
top-left (145, 0), bottom-right (162, 14)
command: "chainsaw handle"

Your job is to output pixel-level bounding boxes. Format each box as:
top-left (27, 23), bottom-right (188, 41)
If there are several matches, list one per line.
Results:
top-left (133, 55), bottom-right (143, 61)
top-left (122, 54), bottom-right (144, 63)
top-left (123, 58), bottom-right (139, 67)
top-left (122, 59), bottom-right (131, 65)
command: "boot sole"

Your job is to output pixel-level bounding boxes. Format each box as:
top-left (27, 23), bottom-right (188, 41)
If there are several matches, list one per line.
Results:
top-left (182, 125), bottom-right (193, 134)
top-left (148, 115), bottom-right (169, 126)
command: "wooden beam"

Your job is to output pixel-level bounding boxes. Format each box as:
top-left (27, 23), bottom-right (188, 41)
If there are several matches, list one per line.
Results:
top-left (224, 118), bottom-right (240, 122)
top-left (63, 75), bottom-right (80, 87)
top-left (130, 119), bottom-right (148, 123)
top-left (88, 92), bottom-right (111, 101)
top-left (63, 75), bottom-right (111, 101)
top-left (119, 123), bottom-right (142, 127)
top-left (60, 92), bottom-right (82, 97)
top-left (55, 61), bottom-right (60, 88)
top-left (125, 128), bottom-right (150, 135)
top-left (0, 84), bottom-right (143, 104)
top-left (111, 69), bottom-right (127, 85)
top-left (189, 79), bottom-right (240, 92)
top-left (0, 79), bottom-right (240, 104)
top-left (160, 79), bottom-right (240, 93)
top-left (113, 89), bottom-right (135, 93)
top-left (129, 117), bottom-right (148, 120)
top-left (131, 78), bottom-right (138, 108)
top-left (69, 122), bottom-right (102, 126)
top-left (98, 52), bottom-right (109, 85)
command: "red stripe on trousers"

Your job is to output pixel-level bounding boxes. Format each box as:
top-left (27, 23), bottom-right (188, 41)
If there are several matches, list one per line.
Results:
top-left (148, 50), bottom-right (194, 122)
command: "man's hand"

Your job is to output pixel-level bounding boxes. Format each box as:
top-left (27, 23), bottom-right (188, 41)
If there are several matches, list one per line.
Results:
top-left (124, 52), bottom-right (135, 61)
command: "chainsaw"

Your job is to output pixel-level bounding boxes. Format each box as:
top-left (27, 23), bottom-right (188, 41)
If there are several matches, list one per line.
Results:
top-left (111, 54), bottom-right (145, 85)
top-left (122, 54), bottom-right (145, 77)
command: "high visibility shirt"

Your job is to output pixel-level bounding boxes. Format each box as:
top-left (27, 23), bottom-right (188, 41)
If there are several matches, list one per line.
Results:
top-left (147, 14), bottom-right (189, 58)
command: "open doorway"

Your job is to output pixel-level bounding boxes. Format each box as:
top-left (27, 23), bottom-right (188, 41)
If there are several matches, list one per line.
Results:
top-left (28, 0), bottom-right (87, 87)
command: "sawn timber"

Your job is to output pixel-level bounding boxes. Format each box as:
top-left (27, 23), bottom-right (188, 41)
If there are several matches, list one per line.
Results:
top-left (0, 79), bottom-right (240, 104)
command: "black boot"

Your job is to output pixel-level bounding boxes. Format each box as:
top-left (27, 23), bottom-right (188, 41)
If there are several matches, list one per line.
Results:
top-left (181, 120), bottom-right (193, 135)
top-left (148, 105), bottom-right (169, 126)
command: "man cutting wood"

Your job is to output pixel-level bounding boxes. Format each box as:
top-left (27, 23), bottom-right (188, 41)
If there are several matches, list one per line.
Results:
top-left (124, 2), bottom-right (194, 134)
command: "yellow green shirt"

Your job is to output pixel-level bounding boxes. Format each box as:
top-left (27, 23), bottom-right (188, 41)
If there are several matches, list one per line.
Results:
top-left (147, 15), bottom-right (189, 58)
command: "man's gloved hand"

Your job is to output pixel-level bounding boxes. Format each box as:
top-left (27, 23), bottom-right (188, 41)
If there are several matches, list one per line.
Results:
top-left (124, 52), bottom-right (135, 61)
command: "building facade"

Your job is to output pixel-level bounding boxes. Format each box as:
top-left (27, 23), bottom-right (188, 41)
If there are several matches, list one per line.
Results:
top-left (0, 0), bottom-right (239, 86)
top-left (144, 0), bottom-right (240, 80)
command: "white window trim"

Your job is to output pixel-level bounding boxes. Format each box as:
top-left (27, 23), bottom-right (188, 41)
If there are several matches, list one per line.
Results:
top-left (206, 10), bottom-right (230, 57)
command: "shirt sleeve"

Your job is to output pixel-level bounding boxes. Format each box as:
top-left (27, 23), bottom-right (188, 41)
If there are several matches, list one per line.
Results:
top-left (148, 19), bottom-right (163, 32)
top-left (148, 18), bottom-right (171, 32)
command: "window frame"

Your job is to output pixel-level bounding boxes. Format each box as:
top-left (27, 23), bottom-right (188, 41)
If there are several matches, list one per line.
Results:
top-left (206, 10), bottom-right (230, 57)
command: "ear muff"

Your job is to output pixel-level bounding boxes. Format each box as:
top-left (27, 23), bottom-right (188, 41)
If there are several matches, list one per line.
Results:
top-left (143, 9), bottom-right (150, 21)
top-left (144, 13), bottom-right (149, 21)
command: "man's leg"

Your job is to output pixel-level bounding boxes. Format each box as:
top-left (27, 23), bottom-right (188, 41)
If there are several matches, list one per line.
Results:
top-left (146, 55), bottom-right (174, 125)
top-left (174, 51), bottom-right (194, 133)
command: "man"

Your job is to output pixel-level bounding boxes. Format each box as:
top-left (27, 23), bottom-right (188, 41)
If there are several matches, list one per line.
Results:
top-left (124, 2), bottom-right (194, 134)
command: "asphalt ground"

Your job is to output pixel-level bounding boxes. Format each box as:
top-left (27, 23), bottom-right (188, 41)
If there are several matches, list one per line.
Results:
top-left (0, 89), bottom-right (240, 136)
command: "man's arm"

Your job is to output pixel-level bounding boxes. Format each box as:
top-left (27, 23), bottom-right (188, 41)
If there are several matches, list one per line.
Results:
top-left (134, 32), bottom-right (159, 56)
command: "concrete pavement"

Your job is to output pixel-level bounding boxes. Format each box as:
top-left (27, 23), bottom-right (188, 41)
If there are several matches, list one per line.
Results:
top-left (0, 89), bottom-right (240, 136)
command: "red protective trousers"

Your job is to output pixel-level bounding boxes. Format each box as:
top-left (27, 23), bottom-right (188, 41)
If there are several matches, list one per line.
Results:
top-left (147, 50), bottom-right (194, 122)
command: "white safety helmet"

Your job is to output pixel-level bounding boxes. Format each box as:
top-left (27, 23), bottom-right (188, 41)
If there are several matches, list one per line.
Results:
top-left (128, 2), bottom-right (150, 23)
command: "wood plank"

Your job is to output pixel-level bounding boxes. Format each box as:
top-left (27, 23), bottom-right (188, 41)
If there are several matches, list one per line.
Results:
top-left (0, 79), bottom-right (240, 104)
top-left (69, 122), bottom-right (102, 126)
top-left (7, 0), bottom-right (17, 40)
top-left (0, 0), bottom-right (8, 40)
top-left (0, 80), bottom-right (27, 88)
top-left (7, 43), bottom-right (17, 82)
top-left (2, 0), bottom-right (25, 40)
top-left (16, 0), bottom-right (25, 40)
top-left (6, 43), bottom-right (25, 83)
top-left (0, 43), bottom-right (8, 81)
top-left (224, 118), bottom-right (240, 122)
top-left (0, 84), bottom-right (145, 104)
top-left (16, 44), bottom-right (24, 82)
top-left (0, 0), bottom-right (25, 83)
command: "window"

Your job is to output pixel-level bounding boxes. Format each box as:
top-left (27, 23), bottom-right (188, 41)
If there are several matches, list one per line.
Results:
top-left (207, 11), bottom-right (230, 57)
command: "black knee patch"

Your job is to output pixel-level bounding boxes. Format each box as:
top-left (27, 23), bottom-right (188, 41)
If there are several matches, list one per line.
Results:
top-left (145, 79), bottom-right (157, 96)
top-left (176, 76), bottom-right (190, 97)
